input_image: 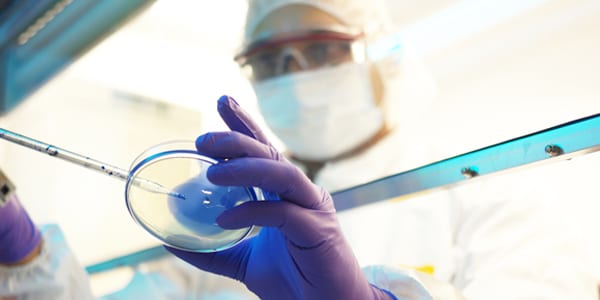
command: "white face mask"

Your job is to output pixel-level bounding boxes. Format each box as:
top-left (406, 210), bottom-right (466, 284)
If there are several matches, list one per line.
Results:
top-left (253, 63), bottom-right (384, 161)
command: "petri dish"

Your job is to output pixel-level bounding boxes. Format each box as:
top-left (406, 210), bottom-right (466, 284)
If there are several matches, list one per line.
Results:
top-left (125, 140), bottom-right (262, 252)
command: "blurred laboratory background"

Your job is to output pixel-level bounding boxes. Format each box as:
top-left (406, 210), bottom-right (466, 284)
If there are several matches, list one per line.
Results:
top-left (1, 0), bottom-right (599, 296)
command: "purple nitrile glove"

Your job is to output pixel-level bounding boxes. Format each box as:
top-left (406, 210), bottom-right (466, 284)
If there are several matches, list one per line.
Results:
top-left (0, 193), bottom-right (42, 264)
top-left (165, 95), bottom-right (394, 300)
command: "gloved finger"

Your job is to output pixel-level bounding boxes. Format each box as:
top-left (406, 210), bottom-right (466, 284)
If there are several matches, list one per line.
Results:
top-left (196, 131), bottom-right (283, 161)
top-left (164, 240), bottom-right (251, 281)
top-left (217, 200), bottom-right (336, 248)
top-left (217, 95), bottom-right (273, 147)
top-left (208, 158), bottom-right (329, 210)
top-left (0, 195), bottom-right (42, 264)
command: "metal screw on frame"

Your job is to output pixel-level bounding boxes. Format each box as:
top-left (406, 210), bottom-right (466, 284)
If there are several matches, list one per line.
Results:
top-left (544, 144), bottom-right (564, 157)
top-left (460, 167), bottom-right (478, 179)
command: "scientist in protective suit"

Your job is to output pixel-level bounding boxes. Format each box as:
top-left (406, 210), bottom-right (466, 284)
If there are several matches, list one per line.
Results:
top-left (1, 0), bottom-right (597, 299)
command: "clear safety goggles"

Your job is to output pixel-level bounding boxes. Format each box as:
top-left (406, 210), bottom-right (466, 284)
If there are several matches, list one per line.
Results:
top-left (235, 29), bottom-right (366, 81)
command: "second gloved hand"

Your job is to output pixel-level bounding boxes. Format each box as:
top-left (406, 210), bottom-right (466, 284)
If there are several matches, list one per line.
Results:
top-left (0, 193), bottom-right (42, 265)
top-left (165, 96), bottom-right (393, 300)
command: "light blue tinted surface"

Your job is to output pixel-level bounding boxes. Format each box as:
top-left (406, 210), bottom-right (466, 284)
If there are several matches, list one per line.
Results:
top-left (333, 113), bottom-right (600, 211)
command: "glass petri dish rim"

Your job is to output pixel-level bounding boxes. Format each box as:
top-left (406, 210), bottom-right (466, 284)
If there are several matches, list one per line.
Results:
top-left (125, 148), bottom-right (259, 252)
top-left (128, 139), bottom-right (198, 171)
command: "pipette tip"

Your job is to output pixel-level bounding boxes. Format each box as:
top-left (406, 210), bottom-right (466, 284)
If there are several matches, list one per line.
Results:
top-left (169, 191), bottom-right (186, 200)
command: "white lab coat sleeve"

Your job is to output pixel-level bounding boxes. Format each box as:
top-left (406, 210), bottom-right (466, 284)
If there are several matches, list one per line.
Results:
top-left (0, 224), bottom-right (95, 300)
top-left (363, 265), bottom-right (465, 300)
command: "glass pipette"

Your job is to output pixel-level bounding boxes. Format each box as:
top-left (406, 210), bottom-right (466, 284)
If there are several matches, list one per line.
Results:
top-left (0, 128), bottom-right (185, 200)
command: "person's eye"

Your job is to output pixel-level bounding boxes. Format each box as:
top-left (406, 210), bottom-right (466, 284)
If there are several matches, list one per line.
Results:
top-left (259, 53), bottom-right (279, 65)
top-left (305, 43), bottom-right (329, 64)
top-left (248, 53), bottom-right (276, 69)
top-left (328, 43), bottom-right (352, 58)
